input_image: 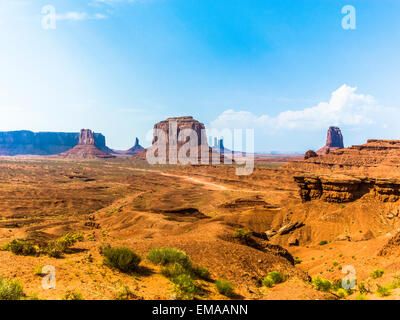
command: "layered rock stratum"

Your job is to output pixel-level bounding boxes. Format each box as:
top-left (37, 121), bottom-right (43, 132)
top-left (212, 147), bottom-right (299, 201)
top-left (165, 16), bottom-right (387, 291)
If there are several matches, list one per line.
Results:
top-left (58, 129), bottom-right (115, 159)
top-left (291, 138), bottom-right (400, 203)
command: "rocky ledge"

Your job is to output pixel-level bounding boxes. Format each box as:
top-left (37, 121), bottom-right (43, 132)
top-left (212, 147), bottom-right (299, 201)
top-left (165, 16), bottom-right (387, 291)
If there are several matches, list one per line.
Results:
top-left (294, 174), bottom-right (400, 203)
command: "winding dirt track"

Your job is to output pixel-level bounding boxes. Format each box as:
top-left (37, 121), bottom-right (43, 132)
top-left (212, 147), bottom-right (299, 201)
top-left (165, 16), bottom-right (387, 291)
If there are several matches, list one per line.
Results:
top-left (124, 167), bottom-right (261, 193)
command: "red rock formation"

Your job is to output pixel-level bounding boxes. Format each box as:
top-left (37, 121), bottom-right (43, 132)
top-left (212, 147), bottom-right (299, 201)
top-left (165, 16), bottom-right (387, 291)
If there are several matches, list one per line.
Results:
top-left (133, 116), bottom-right (227, 164)
top-left (317, 126), bottom-right (344, 155)
top-left (304, 150), bottom-right (318, 160)
top-left (58, 129), bottom-right (115, 159)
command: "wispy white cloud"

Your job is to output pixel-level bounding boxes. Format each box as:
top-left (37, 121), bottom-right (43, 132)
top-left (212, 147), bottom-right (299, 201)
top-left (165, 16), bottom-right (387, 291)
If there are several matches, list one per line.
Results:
top-left (56, 12), bottom-right (107, 21)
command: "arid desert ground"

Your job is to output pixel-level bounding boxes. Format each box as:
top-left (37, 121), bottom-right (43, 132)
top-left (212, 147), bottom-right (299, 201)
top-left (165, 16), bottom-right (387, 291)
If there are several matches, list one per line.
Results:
top-left (1, 151), bottom-right (400, 300)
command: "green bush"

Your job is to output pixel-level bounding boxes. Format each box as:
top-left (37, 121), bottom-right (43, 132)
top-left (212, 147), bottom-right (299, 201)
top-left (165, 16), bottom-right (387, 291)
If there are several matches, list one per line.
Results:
top-left (161, 263), bottom-right (188, 279)
top-left (268, 271), bottom-right (284, 284)
top-left (192, 265), bottom-right (211, 280)
top-left (370, 269), bottom-right (384, 279)
top-left (215, 279), bottom-right (234, 297)
top-left (294, 258), bottom-right (302, 265)
top-left (1, 239), bottom-right (38, 256)
top-left (100, 245), bottom-right (141, 273)
top-left (0, 278), bottom-right (25, 300)
top-left (45, 233), bottom-right (84, 258)
top-left (312, 277), bottom-right (332, 292)
top-left (262, 277), bottom-right (274, 288)
top-left (376, 284), bottom-right (391, 297)
top-left (63, 290), bottom-right (84, 300)
top-left (147, 248), bottom-right (191, 270)
top-left (233, 228), bottom-right (252, 243)
top-left (336, 288), bottom-right (348, 299)
top-left (319, 240), bottom-right (328, 246)
top-left (356, 293), bottom-right (367, 300)
top-left (171, 274), bottom-right (198, 300)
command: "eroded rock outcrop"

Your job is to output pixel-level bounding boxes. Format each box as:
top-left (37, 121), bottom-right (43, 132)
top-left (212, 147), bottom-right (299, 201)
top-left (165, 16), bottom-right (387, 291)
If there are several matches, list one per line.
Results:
top-left (317, 126), bottom-right (344, 155)
top-left (59, 129), bottom-right (115, 159)
top-left (304, 150), bottom-right (318, 160)
top-left (294, 174), bottom-right (400, 203)
top-left (133, 116), bottom-right (227, 164)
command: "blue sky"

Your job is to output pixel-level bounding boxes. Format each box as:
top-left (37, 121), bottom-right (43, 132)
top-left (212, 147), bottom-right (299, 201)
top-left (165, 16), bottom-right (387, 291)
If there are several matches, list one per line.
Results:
top-left (1, 0), bottom-right (400, 152)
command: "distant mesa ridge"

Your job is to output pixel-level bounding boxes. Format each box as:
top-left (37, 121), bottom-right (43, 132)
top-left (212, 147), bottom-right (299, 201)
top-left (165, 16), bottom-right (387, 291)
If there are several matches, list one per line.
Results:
top-left (0, 130), bottom-right (109, 156)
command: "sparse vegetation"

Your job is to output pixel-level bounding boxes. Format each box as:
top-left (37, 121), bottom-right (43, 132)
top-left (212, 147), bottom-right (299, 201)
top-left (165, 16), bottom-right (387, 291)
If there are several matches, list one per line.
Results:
top-left (268, 271), bottom-right (284, 284)
top-left (215, 279), bottom-right (234, 297)
top-left (100, 245), bottom-right (141, 273)
top-left (147, 248), bottom-right (191, 270)
top-left (376, 284), bottom-right (391, 297)
top-left (336, 288), bottom-right (348, 299)
top-left (0, 277), bottom-right (25, 300)
top-left (233, 228), bottom-right (252, 244)
top-left (312, 277), bottom-right (332, 292)
top-left (192, 265), bottom-right (211, 280)
top-left (319, 240), bottom-right (328, 246)
top-left (370, 269), bottom-right (384, 279)
top-left (262, 277), bottom-right (274, 288)
top-left (294, 258), bottom-right (302, 265)
top-left (171, 274), bottom-right (198, 300)
top-left (1, 239), bottom-right (39, 256)
top-left (356, 293), bottom-right (367, 300)
top-left (114, 285), bottom-right (135, 300)
top-left (63, 290), bottom-right (84, 300)
top-left (45, 233), bottom-right (84, 258)
top-left (33, 265), bottom-right (44, 276)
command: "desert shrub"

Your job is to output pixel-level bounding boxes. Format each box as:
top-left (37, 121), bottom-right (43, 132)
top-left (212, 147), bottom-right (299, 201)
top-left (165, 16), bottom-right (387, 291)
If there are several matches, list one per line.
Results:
top-left (33, 265), bottom-right (44, 276)
top-left (336, 288), bottom-right (348, 299)
top-left (294, 258), bottom-right (302, 265)
top-left (100, 245), bottom-right (141, 273)
top-left (356, 293), bottom-right (367, 300)
top-left (358, 281), bottom-right (369, 294)
top-left (312, 277), bottom-right (332, 292)
top-left (192, 265), bottom-right (211, 280)
top-left (332, 260), bottom-right (339, 267)
top-left (376, 284), bottom-right (391, 297)
top-left (233, 228), bottom-right (252, 243)
top-left (0, 278), bottom-right (25, 300)
top-left (262, 277), bottom-right (274, 288)
top-left (63, 290), bottom-right (84, 300)
top-left (161, 263), bottom-right (188, 279)
top-left (319, 240), bottom-right (328, 246)
top-left (1, 239), bottom-right (38, 256)
top-left (171, 274), bottom-right (198, 300)
top-left (45, 233), bottom-right (84, 258)
top-left (370, 269), bottom-right (384, 279)
top-left (215, 279), bottom-right (234, 297)
top-left (268, 271), bottom-right (284, 284)
top-left (114, 285), bottom-right (135, 300)
top-left (147, 248), bottom-right (191, 270)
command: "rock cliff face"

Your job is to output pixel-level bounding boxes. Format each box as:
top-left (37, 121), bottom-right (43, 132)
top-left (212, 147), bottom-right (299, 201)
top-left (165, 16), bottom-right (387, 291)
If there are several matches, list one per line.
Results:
top-left (317, 126), bottom-right (344, 155)
top-left (0, 130), bottom-right (110, 156)
top-left (58, 129), bottom-right (115, 159)
top-left (294, 174), bottom-right (400, 203)
top-left (133, 116), bottom-right (227, 164)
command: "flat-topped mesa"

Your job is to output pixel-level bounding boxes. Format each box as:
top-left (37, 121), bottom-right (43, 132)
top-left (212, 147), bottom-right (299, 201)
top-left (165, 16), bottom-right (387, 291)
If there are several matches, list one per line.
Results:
top-left (133, 116), bottom-right (227, 164)
top-left (58, 129), bottom-right (115, 159)
top-left (317, 126), bottom-right (344, 155)
top-left (152, 116), bottom-right (208, 148)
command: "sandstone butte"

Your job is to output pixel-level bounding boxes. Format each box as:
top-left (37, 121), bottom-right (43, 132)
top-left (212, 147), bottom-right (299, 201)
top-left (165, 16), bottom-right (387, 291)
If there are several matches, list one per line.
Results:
top-left (317, 126), bottom-right (344, 155)
top-left (133, 116), bottom-right (227, 164)
top-left (58, 129), bottom-right (116, 159)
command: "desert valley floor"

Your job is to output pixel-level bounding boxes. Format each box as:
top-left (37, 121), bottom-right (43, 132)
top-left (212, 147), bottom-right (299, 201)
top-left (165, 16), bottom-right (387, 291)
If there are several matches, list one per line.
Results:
top-left (1, 156), bottom-right (400, 300)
